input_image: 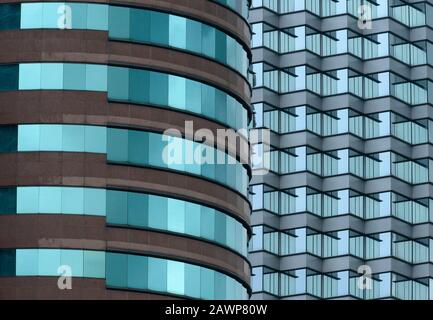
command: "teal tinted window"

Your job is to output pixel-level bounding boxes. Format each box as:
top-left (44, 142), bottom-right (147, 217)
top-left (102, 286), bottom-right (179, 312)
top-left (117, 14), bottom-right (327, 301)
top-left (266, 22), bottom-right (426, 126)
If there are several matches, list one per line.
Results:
top-left (16, 249), bottom-right (39, 275)
top-left (2, 250), bottom-right (248, 299)
top-left (106, 190), bottom-right (127, 224)
top-left (150, 11), bottom-right (169, 45)
top-left (17, 124), bottom-right (107, 153)
top-left (0, 249), bottom-right (16, 276)
top-left (13, 63), bottom-right (248, 131)
top-left (148, 257), bottom-right (167, 292)
top-left (12, 3), bottom-right (250, 76)
top-left (107, 128), bottom-right (249, 196)
top-left (13, 249), bottom-right (105, 278)
top-left (0, 65), bottom-right (19, 91)
top-left (0, 188), bottom-right (16, 214)
top-left (127, 254), bottom-right (147, 290)
top-left (105, 253), bottom-right (248, 299)
top-left (0, 125), bottom-right (17, 152)
top-left (106, 190), bottom-right (248, 256)
top-left (61, 250), bottom-right (83, 277)
top-left (0, 4), bottom-right (20, 30)
top-left (106, 252), bottom-right (127, 287)
top-left (83, 250), bottom-right (105, 278)
top-left (15, 186), bottom-right (106, 216)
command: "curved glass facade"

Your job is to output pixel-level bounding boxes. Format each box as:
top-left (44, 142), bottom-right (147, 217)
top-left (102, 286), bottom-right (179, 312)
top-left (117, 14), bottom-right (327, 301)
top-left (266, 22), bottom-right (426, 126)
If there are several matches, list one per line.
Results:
top-left (0, 2), bottom-right (249, 77)
top-left (107, 127), bottom-right (249, 196)
top-left (0, 63), bottom-right (249, 131)
top-left (106, 252), bottom-right (249, 299)
top-left (107, 190), bottom-right (248, 256)
top-left (1, 124), bottom-right (249, 196)
top-left (0, 186), bottom-right (248, 256)
top-left (0, 249), bottom-right (248, 299)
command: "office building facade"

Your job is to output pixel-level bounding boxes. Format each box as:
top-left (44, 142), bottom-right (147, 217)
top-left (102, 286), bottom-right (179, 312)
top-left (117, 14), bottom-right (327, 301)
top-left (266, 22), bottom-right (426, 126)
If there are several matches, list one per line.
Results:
top-left (0, 0), bottom-right (252, 299)
top-left (249, 0), bottom-right (433, 299)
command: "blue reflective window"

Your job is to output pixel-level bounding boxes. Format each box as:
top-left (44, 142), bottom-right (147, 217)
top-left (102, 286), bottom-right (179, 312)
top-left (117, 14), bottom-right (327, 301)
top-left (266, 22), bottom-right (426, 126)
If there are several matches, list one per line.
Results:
top-left (84, 250), bottom-right (105, 278)
top-left (167, 260), bottom-right (185, 295)
top-left (39, 187), bottom-right (61, 213)
top-left (148, 257), bottom-right (167, 292)
top-left (61, 250), bottom-right (83, 277)
top-left (62, 187), bottom-right (84, 214)
top-left (38, 249), bottom-right (61, 276)
top-left (16, 249), bottom-right (39, 276)
top-left (84, 188), bottom-right (106, 216)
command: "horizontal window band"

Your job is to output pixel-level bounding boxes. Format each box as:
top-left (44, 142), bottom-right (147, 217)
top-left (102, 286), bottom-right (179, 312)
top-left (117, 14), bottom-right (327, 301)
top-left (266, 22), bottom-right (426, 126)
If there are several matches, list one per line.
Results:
top-left (0, 186), bottom-right (248, 256)
top-left (0, 2), bottom-right (250, 77)
top-left (0, 124), bottom-right (250, 197)
top-left (0, 62), bottom-right (249, 132)
top-left (0, 248), bottom-right (249, 300)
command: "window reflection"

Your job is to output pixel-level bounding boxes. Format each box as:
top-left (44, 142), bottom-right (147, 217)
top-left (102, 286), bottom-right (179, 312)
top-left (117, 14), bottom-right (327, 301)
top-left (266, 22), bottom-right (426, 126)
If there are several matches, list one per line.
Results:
top-left (250, 184), bottom-right (433, 223)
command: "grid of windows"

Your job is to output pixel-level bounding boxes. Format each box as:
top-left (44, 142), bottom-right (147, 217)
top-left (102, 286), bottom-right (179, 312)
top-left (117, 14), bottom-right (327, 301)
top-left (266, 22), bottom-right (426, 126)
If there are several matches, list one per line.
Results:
top-left (0, 3), bottom-right (249, 77)
top-left (252, 0), bottom-right (431, 28)
top-left (252, 63), bottom-right (432, 105)
top-left (250, 226), bottom-right (433, 263)
top-left (252, 267), bottom-right (432, 300)
top-left (251, 185), bottom-right (433, 223)
top-left (252, 24), bottom-right (432, 66)
top-left (254, 105), bottom-right (433, 145)
top-left (250, 0), bottom-right (433, 301)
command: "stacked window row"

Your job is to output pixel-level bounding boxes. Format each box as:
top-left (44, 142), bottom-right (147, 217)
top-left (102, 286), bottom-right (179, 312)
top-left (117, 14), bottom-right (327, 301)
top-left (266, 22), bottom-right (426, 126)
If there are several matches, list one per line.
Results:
top-left (253, 24), bottom-right (433, 66)
top-left (0, 249), bottom-right (249, 300)
top-left (0, 2), bottom-right (249, 77)
top-left (253, 63), bottom-right (433, 105)
top-left (0, 186), bottom-right (248, 256)
top-left (252, 267), bottom-right (433, 300)
top-left (255, 104), bottom-right (433, 145)
top-left (251, 185), bottom-right (433, 224)
top-left (251, 226), bottom-right (433, 264)
top-left (252, 0), bottom-right (431, 28)
top-left (0, 124), bottom-right (249, 196)
top-left (255, 146), bottom-right (433, 185)
top-left (0, 63), bottom-right (249, 131)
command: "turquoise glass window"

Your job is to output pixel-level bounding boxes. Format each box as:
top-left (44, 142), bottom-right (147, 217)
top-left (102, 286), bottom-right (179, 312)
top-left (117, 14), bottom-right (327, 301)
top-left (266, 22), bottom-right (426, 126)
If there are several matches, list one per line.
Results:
top-left (105, 252), bottom-right (248, 299)
top-left (1, 249), bottom-right (249, 299)
top-left (106, 128), bottom-right (249, 196)
top-left (3, 63), bottom-right (249, 131)
top-left (15, 3), bottom-right (249, 76)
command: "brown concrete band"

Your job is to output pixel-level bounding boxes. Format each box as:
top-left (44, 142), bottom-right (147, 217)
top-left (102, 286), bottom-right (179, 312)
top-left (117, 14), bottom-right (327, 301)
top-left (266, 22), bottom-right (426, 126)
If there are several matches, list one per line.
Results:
top-left (0, 215), bottom-right (251, 287)
top-left (0, 153), bottom-right (251, 225)
top-left (0, 277), bottom-right (182, 300)
top-left (0, 29), bottom-right (251, 108)
top-left (2, 0), bottom-right (251, 46)
top-left (0, 91), bottom-right (250, 164)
